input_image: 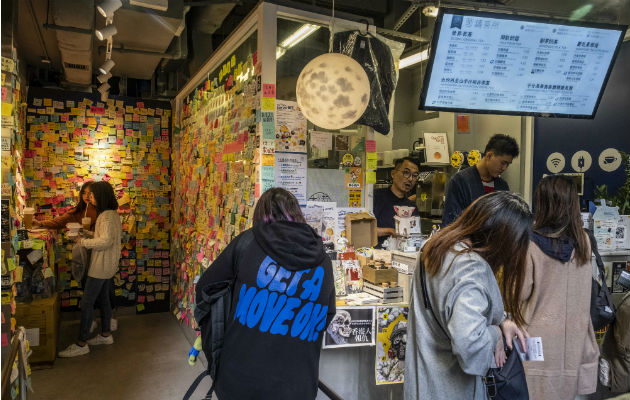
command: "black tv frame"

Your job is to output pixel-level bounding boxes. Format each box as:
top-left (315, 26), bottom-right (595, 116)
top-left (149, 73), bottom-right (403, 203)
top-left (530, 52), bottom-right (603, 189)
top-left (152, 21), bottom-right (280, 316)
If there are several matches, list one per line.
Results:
top-left (418, 8), bottom-right (627, 119)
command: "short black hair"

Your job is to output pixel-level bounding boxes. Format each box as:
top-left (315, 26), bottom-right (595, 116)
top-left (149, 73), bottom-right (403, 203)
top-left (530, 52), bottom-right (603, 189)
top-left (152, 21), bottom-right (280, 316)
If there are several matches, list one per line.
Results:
top-left (484, 134), bottom-right (519, 158)
top-left (394, 157), bottom-right (420, 170)
top-left (90, 181), bottom-right (118, 213)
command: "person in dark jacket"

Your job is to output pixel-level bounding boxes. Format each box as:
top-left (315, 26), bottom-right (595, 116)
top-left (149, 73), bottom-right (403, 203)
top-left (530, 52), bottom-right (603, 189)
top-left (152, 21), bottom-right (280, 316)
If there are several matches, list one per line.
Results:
top-left (195, 187), bottom-right (336, 400)
top-left (442, 134), bottom-right (519, 226)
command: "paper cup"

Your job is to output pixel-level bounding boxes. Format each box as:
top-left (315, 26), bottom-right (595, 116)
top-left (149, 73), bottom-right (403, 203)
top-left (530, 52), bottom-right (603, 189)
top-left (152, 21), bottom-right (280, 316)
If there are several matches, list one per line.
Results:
top-left (23, 207), bottom-right (35, 229)
top-left (66, 222), bottom-right (81, 233)
top-left (82, 217), bottom-right (91, 230)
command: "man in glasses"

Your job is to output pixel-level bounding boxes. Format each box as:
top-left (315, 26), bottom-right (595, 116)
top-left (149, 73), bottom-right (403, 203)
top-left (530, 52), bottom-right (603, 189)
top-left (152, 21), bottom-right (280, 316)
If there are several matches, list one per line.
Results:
top-left (442, 134), bottom-right (519, 226)
top-left (374, 157), bottom-right (421, 248)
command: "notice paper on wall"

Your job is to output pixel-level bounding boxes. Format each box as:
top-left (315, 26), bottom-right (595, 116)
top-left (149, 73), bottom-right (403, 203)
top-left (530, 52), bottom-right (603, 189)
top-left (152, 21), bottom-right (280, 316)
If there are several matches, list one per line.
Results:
top-left (274, 152), bottom-right (307, 204)
top-left (276, 100), bottom-right (307, 153)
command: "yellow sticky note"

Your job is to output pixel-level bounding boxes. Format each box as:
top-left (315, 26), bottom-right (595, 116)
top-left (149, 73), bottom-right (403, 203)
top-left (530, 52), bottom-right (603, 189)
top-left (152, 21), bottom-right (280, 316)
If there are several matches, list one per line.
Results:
top-left (70, 298), bottom-right (78, 306)
top-left (366, 152), bottom-right (378, 170)
top-left (43, 98), bottom-right (52, 106)
top-left (262, 154), bottom-right (274, 166)
top-left (115, 288), bottom-right (123, 296)
top-left (366, 170), bottom-right (376, 184)
top-left (1, 102), bottom-right (13, 116)
top-left (70, 280), bottom-right (79, 287)
top-left (261, 97), bottom-right (275, 111)
top-left (136, 304), bottom-right (145, 312)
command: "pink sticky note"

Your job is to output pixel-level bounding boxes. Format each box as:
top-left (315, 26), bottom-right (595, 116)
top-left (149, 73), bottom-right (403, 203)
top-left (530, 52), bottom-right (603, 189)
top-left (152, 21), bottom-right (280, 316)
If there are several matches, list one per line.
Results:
top-left (196, 251), bottom-right (204, 262)
top-left (365, 140), bottom-right (376, 153)
top-left (263, 84), bottom-right (276, 98)
top-left (1, 87), bottom-right (7, 101)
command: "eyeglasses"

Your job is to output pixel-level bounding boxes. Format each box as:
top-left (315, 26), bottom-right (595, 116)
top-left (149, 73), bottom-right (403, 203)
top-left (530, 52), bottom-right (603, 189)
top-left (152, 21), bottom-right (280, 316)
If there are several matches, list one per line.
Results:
top-left (397, 169), bottom-right (420, 180)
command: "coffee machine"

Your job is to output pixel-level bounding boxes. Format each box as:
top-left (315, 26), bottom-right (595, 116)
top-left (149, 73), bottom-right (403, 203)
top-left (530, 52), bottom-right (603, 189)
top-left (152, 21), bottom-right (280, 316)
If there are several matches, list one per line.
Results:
top-left (416, 170), bottom-right (447, 218)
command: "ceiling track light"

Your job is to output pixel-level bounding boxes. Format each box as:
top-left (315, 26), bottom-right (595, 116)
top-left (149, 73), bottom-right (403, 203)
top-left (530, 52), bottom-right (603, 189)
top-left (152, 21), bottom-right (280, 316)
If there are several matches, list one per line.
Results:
top-left (98, 82), bottom-right (111, 94)
top-left (96, 24), bottom-right (118, 41)
top-left (98, 59), bottom-right (115, 74)
top-left (276, 24), bottom-right (320, 59)
top-left (97, 72), bottom-right (112, 83)
top-left (399, 49), bottom-right (429, 69)
top-left (97, 0), bottom-right (122, 19)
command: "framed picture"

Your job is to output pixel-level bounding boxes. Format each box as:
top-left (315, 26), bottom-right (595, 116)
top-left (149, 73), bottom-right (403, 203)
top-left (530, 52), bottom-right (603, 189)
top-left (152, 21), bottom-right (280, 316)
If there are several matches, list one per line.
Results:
top-left (323, 306), bottom-right (375, 348)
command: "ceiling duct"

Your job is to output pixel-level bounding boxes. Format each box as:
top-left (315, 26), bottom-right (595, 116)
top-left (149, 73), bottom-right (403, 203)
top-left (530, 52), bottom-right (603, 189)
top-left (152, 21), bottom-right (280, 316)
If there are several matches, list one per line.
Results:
top-left (51, 0), bottom-right (94, 86)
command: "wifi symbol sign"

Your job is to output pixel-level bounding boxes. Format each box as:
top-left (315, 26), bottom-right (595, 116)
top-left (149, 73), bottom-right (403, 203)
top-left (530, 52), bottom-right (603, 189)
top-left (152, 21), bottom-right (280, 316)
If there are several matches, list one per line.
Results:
top-left (546, 152), bottom-right (565, 173)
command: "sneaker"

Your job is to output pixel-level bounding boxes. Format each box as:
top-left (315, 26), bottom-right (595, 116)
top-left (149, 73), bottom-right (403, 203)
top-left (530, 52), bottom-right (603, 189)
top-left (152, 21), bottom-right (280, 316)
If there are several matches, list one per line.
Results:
top-left (111, 318), bottom-right (118, 332)
top-left (87, 334), bottom-right (114, 346)
top-left (90, 320), bottom-right (98, 334)
top-left (58, 343), bottom-right (90, 358)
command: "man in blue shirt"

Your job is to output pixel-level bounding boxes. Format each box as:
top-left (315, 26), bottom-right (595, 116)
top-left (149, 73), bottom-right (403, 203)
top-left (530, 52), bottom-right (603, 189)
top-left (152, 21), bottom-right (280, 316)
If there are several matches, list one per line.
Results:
top-left (374, 157), bottom-right (420, 248)
top-left (442, 134), bottom-right (519, 226)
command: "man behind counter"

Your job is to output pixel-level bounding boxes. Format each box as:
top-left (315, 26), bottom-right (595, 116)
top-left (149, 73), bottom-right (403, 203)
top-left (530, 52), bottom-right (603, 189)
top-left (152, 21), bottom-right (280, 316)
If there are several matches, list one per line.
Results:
top-left (442, 134), bottom-right (519, 226)
top-left (374, 157), bottom-right (420, 248)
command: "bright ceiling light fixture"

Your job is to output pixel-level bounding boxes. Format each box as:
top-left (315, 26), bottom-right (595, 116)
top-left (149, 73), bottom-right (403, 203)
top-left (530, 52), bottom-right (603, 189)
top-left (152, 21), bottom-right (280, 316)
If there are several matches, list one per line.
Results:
top-left (97, 72), bottom-right (112, 83)
top-left (98, 59), bottom-right (115, 74)
top-left (95, 24), bottom-right (118, 41)
top-left (276, 24), bottom-right (320, 59)
top-left (422, 6), bottom-right (439, 17)
top-left (399, 49), bottom-right (429, 69)
top-left (97, 82), bottom-right (110, 94)
top-left (97, 0), bottom-right (122, 19)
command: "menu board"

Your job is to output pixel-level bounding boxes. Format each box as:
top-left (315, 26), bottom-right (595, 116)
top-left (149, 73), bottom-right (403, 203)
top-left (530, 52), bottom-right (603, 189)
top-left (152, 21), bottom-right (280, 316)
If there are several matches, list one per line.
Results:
top-left (420, 9), bottom-right (626, 118)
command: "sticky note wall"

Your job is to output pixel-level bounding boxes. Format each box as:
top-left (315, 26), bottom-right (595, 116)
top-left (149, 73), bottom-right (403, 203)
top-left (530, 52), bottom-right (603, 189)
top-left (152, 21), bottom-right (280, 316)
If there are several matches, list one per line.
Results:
top-left (24, 88), bottom-right (172, 313)
top-left (171, 50), bottom-right (259, 328)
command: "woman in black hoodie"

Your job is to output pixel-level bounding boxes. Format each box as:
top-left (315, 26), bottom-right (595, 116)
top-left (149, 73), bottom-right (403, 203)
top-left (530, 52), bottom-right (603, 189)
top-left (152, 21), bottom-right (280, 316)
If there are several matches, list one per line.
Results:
top-left (195, 187), bottom-right (336, 400)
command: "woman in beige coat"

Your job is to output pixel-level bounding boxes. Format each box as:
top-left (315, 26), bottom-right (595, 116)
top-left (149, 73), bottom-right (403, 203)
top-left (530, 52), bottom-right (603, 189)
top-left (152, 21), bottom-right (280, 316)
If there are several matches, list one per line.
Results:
top-left (521, 175), bottom-right (599, 399)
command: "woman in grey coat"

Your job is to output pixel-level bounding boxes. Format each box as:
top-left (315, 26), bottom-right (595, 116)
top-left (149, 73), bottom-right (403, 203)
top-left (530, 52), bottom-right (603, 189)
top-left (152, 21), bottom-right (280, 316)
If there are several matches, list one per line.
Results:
top-left (405, 191), bottom-right (531, 400)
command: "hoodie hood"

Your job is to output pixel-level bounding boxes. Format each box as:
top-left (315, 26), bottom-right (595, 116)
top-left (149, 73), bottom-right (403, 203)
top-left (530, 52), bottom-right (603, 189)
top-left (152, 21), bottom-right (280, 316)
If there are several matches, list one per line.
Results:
top-left (531, 228), bottom-right (575, 263)
top-left (252, 221), bottom-right (327, 270)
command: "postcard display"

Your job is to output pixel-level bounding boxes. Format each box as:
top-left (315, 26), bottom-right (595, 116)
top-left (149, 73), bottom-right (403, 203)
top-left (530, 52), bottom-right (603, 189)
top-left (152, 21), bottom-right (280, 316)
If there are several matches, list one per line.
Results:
top-left (1, 51), bottom-right (33, 393)
top-left (171, 51), bottom-right (259, 329)
top-left (23, 88), bottom-right (172, 314)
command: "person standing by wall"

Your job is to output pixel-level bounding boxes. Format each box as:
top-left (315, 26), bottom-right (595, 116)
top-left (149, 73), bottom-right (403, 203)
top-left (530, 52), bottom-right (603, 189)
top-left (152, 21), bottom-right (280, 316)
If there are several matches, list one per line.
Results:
top-left (442, 134), bottom-right (519, 226)
top-left (195, 188), bottom-right (336, 400)
top-left (58, 181), bottom-right (122, 357)
top-left (34, 181), bottom-right (97, 230)
top-left (405, 191), bottom-right (531, 400)
top-left (520, 175), bottom-right (599, 399)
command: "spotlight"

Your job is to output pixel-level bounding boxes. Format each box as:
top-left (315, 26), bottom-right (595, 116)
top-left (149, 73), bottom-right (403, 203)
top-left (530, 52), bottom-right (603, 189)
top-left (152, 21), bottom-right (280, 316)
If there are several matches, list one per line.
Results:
top-left (97, 0), bottom-right (122, 19)
top-left (97, 72), bottom-right (112, 83)
top-left (95, 24), bottom-right (117, 41)
top-left (98, 59), bottom-right (115, 74)
top-left (98, 82), bottom-right (110, 94)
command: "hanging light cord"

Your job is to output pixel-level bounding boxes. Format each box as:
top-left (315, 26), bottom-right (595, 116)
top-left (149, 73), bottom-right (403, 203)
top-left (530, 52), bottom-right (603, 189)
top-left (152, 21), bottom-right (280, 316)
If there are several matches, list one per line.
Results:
top-left (329, 0), bottom-right (335, 53)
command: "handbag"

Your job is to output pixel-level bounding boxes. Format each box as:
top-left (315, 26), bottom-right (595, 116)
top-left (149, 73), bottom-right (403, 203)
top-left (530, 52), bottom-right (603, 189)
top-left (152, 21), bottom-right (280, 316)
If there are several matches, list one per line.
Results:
top-left (587, 230), bottom-right (616, 330)
top-left (419, 259), bottom-right (529, 400)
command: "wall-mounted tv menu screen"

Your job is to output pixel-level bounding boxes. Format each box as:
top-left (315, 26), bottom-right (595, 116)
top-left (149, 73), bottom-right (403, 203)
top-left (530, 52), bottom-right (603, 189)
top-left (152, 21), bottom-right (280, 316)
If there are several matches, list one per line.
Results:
top-left (419, 8), bottom-right (627, 118)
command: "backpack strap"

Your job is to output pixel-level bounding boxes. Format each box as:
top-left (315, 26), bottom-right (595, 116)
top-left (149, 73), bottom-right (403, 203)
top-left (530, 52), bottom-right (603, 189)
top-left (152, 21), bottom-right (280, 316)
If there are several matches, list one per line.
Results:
top-left (183, 370), bottom-right (210, 400)
top-left (419, 258), bottom-right (449, 338)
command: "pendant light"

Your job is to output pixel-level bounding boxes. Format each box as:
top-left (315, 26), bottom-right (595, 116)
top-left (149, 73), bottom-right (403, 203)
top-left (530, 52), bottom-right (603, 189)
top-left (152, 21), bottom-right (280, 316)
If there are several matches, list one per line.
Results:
top-left (97, 72), bottom-right (112, 83)
top-left (97, 0), bottom-right (122, 18)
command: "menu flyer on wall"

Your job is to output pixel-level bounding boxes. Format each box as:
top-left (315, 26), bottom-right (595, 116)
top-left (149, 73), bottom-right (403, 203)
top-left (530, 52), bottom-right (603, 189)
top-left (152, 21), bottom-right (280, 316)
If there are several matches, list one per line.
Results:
top-left (376, 306), bottom-right (408, 385)
top-left (274, 152), bottom-right (307, 204)
top-left (275, 100), bottom-right (307, 152)
top-left (323, 306), bottom-right (375, 349)
top-left (423, 10), bottom-right (625, 116)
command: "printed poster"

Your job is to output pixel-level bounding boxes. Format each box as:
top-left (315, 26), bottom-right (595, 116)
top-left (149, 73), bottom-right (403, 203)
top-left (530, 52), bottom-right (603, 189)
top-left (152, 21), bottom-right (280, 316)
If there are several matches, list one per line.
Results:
top-left (348, 189), bottom-right (362, 207)
top-left (376, 306), bottom-right (409, 385)
top-left (323, 306), bottom-right (375, 348)
top-left (305, 201), bottom-right (337, 242)
top-left (274, 152), bottom-right (307, 204)
top-left (424, 132), bottom-right (449, 164)
top-left (276, 100), bottom-right (307, 153)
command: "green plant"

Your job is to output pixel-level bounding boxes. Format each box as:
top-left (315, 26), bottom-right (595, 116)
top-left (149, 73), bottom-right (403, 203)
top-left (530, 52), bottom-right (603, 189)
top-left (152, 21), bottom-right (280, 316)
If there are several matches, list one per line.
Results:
top-left (595, 151), bottom-right (630, 215)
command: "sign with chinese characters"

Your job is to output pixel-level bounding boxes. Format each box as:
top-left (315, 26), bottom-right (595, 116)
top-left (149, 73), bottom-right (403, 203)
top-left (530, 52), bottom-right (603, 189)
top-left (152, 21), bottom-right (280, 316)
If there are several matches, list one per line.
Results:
top-left (323, 306), bottom-right (375, 348)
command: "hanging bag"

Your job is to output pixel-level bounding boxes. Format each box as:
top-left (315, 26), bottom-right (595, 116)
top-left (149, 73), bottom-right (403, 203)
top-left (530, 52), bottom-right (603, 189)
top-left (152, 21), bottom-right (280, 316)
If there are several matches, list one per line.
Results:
top-left (418, 258), bottom-right (529, 400)
top-left (587, 230), bottom-right (616, 330)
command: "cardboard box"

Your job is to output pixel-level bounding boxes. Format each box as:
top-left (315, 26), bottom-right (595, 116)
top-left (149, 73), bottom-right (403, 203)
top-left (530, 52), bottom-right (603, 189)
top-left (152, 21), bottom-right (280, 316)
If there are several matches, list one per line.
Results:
top-left (391, 250), bottom-right (420, 274)
top-left (345, 212), bottom-right (377, 248)
top-left (394, 216), bottom-right (421, 237)
top-left (362, 264), bottom-right (398, 285)
top-left (15, 292), bottom-right (60, 363)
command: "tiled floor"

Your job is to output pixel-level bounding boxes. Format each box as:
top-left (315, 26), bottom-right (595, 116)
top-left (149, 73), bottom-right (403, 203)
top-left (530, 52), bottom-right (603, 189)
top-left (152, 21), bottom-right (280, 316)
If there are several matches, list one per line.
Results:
top-left (30, 312), bottom-right (210, 400)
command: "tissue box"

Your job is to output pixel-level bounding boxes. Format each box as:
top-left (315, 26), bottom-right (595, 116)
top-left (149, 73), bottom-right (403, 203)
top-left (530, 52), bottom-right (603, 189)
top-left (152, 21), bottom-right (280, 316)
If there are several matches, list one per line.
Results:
top-left (394, 216), bottom-right (421, 237)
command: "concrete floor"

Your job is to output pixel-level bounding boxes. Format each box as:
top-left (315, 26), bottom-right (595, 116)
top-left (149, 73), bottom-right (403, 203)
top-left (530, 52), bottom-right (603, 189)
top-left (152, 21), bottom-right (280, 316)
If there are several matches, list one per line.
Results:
top-left (30, 312), bottom-right (211, 400)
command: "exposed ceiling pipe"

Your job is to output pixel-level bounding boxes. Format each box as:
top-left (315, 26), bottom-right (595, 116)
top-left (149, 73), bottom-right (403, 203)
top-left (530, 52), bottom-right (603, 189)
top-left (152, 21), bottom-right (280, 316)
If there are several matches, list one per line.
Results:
top-left (26, 0), bottom-right (52, 63)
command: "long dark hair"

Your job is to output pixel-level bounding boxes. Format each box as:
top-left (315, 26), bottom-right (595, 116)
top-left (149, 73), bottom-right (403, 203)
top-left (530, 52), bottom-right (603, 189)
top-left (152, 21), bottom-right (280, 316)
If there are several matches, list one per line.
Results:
top-left (90, 181), bottom-right (119, 213)
top-left (69, 181), bottom-right (93, 215)
top-left (422, 191), bottom-right (532, 326)
top-left (253, 188), bottom-right (306, 225)
top-left (533, 175), bottom-right (589, 264)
